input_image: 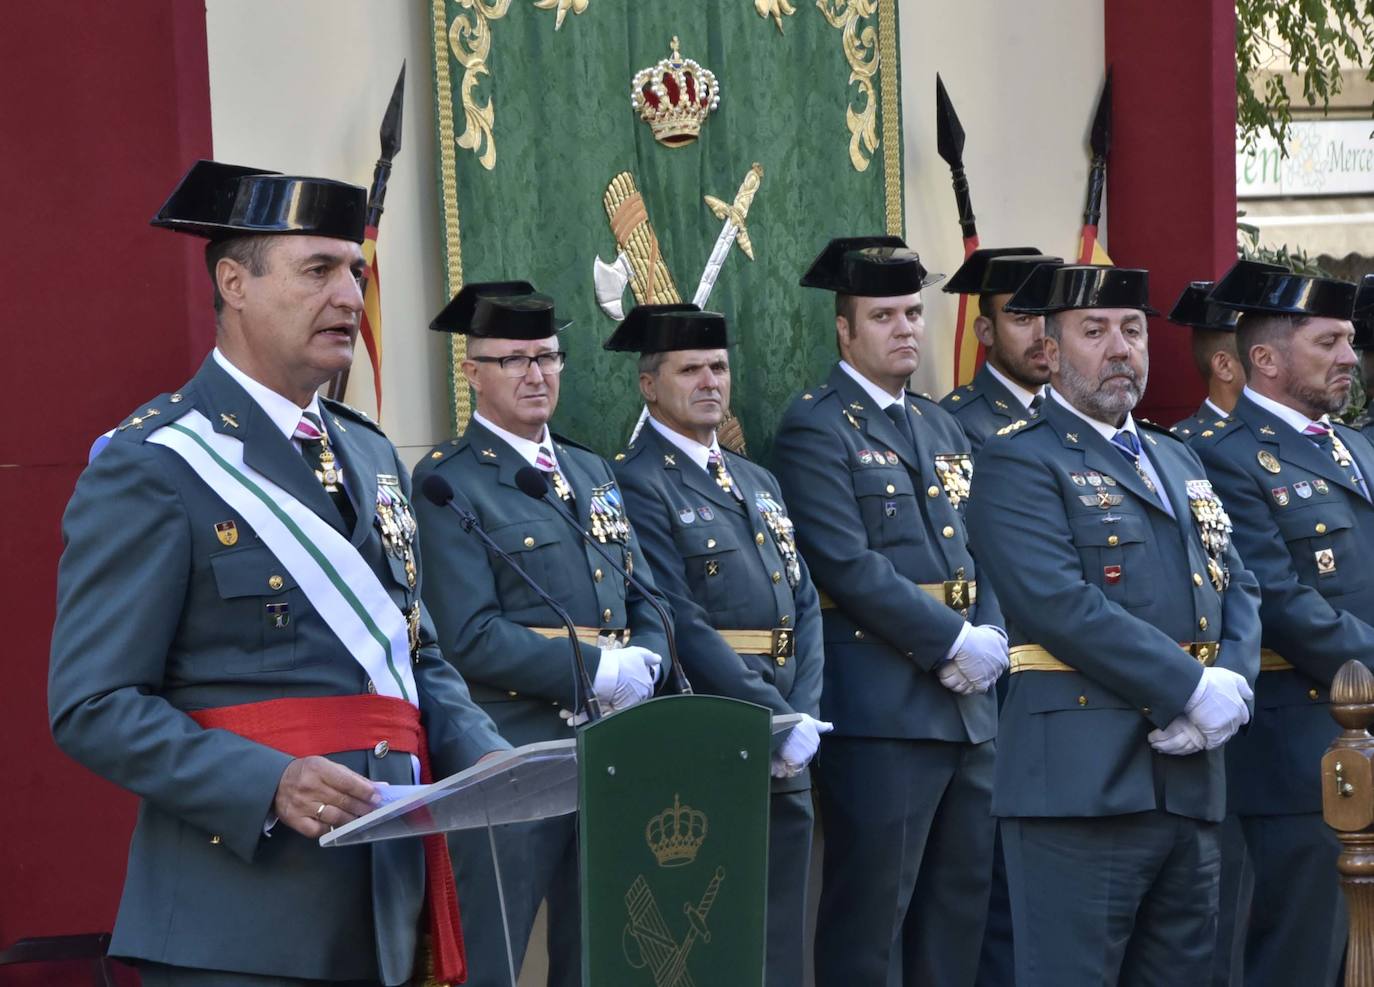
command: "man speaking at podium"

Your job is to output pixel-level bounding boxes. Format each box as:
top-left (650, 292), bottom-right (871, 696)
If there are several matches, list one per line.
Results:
top-left (414, 282), bottom-right (672, 987)
top-left (48, 160), bottom-right (508, 986)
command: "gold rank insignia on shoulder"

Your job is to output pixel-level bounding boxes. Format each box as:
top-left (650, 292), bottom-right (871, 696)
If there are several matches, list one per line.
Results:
top-left (119, 408), bottom-right (162, 430)
top-left (219, 412), bottom-right (238, 429)
top-left (1257, 450), bottom-right (1281, 474)
top-left (1260, 425), bottom-right (1276, 436)
top-left (993, 399), bottom-right (1008, 410)
top-left (481, 448), bottom-right (497, 458)
top-left (995, 419), bottom-right (1029, 437)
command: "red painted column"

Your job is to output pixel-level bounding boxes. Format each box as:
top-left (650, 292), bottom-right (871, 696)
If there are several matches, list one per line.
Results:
top-left (0, 2), bottom-right (211, 976)
top-left (1105, 0), bottom-right (1237, 426)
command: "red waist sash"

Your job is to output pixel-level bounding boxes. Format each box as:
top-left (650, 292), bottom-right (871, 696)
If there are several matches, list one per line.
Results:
top-left (190, 695), bottom-right (466, 985)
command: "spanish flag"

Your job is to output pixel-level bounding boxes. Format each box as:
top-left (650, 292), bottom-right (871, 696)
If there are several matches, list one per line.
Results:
top-left (951, 236), bottom-right (982, 387)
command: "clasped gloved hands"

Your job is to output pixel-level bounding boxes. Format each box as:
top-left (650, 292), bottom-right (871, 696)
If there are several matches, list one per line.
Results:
top-left (938, 625), bottom-right (1009, 695)
top-left (771, 713), bottom-right (834, 779)
top-left (1149, 666), bottom-right (1253, 756)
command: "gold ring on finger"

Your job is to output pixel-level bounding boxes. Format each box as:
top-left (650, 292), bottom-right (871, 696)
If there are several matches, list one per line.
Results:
top-left (315, 803), bottom-right (328, 819)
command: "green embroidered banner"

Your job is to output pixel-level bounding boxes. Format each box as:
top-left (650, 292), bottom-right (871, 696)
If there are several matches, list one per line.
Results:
top-left (431, 0), bottom-right (903, 463)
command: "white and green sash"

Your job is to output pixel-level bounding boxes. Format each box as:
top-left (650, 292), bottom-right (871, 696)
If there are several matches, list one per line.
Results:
top-left (150, 409), bottom-right (418, 706)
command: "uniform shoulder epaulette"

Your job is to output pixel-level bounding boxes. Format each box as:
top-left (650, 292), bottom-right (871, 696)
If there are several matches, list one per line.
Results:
top-left (787, 383), bottom-right (836, 415)
top-left (994, 416), bottom-right (1042, 438)
top-left (321, 396), bottom-right (386, 435)
top-left (939, 384), bottom-right (974, 410)
top-left (418, 436), bottom-right (464, 468)
top-left (111, 386), bottom-right (194, 444)
top-left (613, 440), bottom-right (649, 465)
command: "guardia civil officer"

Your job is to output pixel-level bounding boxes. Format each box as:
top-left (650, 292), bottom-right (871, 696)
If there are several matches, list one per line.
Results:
top-left (939, 248), bottom-right (1060, 987)
top-left (414, 282), bottom-right (671, 987)
top-left (1169, 279), bottom-right (1247, 439)
top-left (774, 236), bottom-right (1008, 987)
top-left (48, 160), bottom-right (508, 986)
top-left (1191, 260), bottom-right (1369, 987)
top-left (605, 303), bottom-right (826, 986)
top-left (939, 249), bottom-right (1059, 452)
top-left (965, 263), bottom-right (1261, 986)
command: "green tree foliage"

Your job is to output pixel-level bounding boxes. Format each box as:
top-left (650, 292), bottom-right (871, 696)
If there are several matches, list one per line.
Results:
top-left (1236, 0), bottom-right (1374, 153)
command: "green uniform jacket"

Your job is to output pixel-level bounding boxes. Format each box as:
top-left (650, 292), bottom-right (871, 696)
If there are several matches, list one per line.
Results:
top-left (612, 423), bottom-right (824, 792)
top-left (48, 356), bottom-right (506, 985)
top-left (1171, 401), bottom-right (1229, 441)
top-left (966, 399), bottom-right (1261, 822)
top-left (939, 364), bottom-right (1031, 455)
top-left (1191, 392), bottom-right (1374, 814)
top-left (412, 419), bottom-right (671, 747)
top-left (772, 363), bottom-right (1002, 744)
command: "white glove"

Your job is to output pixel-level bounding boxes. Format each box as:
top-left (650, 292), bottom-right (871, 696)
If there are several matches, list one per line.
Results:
top-left (1148, 715), bottom-right (1207, 756)
top-left (593, 645), bottom-right (662, 708)
top-left (1184, 667), bottom-right (1254, 749)
top-left (950, 624), bottom-right (1009, 693)
top-left (771, 714), bottom-right (834, 777)
top-left (937, 660), bottom-right (978, 695)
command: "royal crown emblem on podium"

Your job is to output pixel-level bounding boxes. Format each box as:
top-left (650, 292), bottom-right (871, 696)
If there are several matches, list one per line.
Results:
top-left (645, 793), bottom-right (708, 867)
top-left (631, 37), bottom-right (720, 147)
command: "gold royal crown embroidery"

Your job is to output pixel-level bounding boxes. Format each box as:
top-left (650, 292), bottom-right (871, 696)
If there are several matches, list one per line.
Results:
top-left (631, 37), bottom-right (720, 147)
top-left (645, 793), bottom-right (708, 868)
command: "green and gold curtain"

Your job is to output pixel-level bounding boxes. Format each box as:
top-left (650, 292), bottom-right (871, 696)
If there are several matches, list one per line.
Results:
top-left (431, 0), bottom-right (902, 463)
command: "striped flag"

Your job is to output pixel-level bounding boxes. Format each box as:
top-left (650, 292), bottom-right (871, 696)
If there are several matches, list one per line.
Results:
top-left (345, 225), bottom-right (384, 418)
top-left (951, 235), bottom-right (983, 387)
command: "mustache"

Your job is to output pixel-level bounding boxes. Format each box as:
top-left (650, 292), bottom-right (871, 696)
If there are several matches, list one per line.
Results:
top-left (1100, 361), bottom-right (1140, 384)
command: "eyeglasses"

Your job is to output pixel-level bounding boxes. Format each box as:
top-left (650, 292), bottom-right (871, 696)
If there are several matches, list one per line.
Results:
top-left (471, 351), bottom-right (568, 378)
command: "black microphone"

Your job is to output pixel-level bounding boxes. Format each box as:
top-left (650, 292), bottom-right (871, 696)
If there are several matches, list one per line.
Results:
top-left (419, 473), bottom-right (602, 722)
top-left (513, 465), bottom-right (691, 695)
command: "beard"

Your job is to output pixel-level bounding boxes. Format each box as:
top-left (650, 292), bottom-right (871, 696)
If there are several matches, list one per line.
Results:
top-left (996, 340), bottom-right (1051, 388)
top-left (1283, 367), bottom-right (1352, 417)
top-left (1057, 356), bottom-right (1146, 424)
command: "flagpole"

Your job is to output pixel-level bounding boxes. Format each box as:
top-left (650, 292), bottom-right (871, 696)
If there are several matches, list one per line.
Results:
top-left (329, 61), bottom-right (406, 404)
top-left (1077, 69), bottom-right (1112, 265)
top-left (936, 75), bottom-right (983, 387)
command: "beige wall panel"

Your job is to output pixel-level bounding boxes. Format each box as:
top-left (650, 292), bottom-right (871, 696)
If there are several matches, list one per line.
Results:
top-left (207, 0), bottom-right (452, 468)
top-left (900, 0), bottom-right (1107, 396)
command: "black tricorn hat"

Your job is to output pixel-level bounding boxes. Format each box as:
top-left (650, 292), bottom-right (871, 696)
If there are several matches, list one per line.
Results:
top-left (942, 247), bottom-right (1044, 295)
top-left (981, 254), bottom-right (1064, 299)
top-left (1353, 274), bottom-right (1374, 349)
top-left (429, 281), bottom-right (572, 338)
top-left (1207, 259), bottom-right (1357, 319)
top-left (603, 303), bottom-right (729, 353)
top-left (800, 236), bottom-right (943, 296)
top-left (1004, 264), bottom-right (1158, 315)
top-left (151, 160), bottom-right (367, 243)
top-left (1168, 281), bottom-right (1240, 332)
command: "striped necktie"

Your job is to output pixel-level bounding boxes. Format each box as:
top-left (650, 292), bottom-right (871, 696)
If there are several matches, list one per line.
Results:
top-left (1304, 421), bottom-right (1369, 500)
top-left (708, 449), bottom-right (744, 501)
top-left (294, 412), bottom-right (356, 528)
top-left (537, 445), bottom-right (575, 505)
top-left (1110, 429), bottom-right (1158, 496)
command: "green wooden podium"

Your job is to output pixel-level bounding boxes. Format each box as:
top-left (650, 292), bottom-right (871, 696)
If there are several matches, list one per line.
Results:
top-left (579, 695), bottom-right (771, 987)
top-left (321, 694), bottom-right (775, 986)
